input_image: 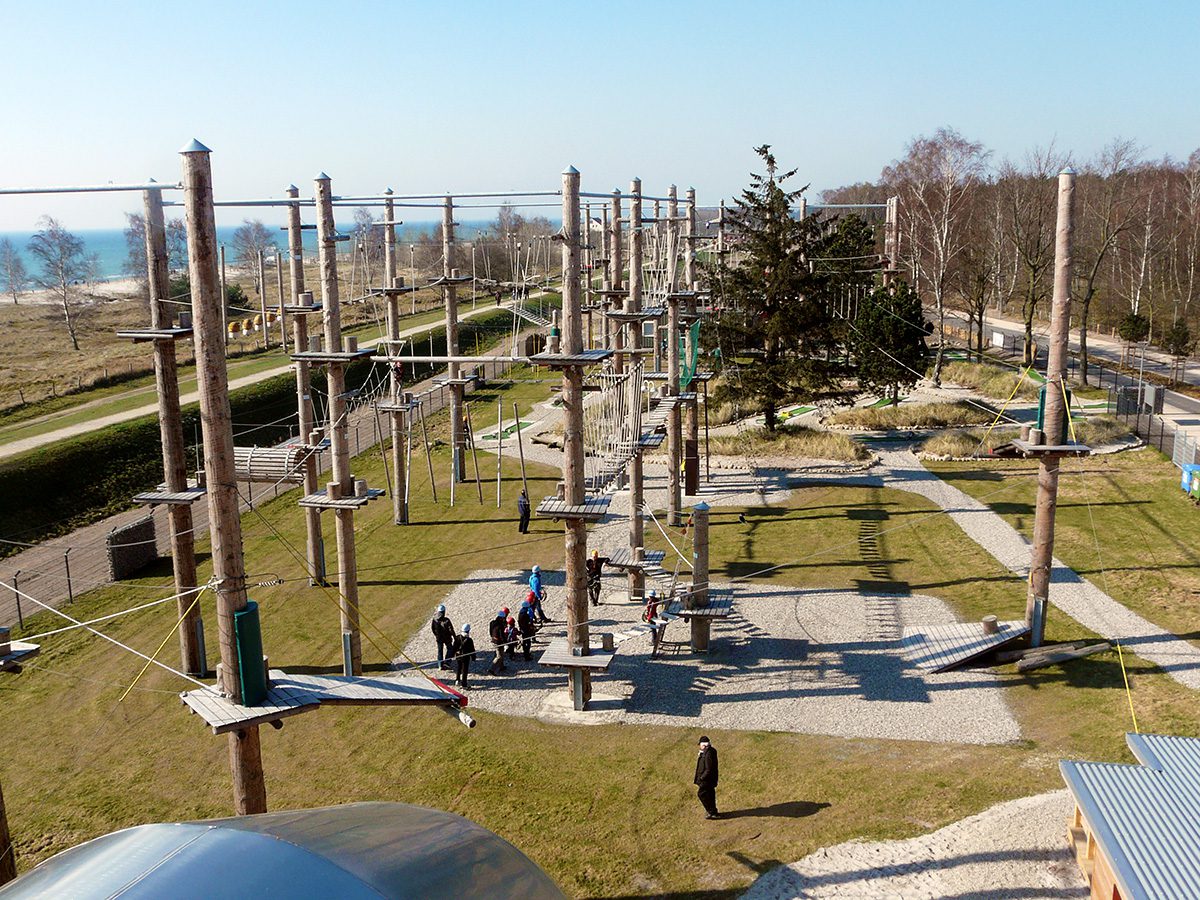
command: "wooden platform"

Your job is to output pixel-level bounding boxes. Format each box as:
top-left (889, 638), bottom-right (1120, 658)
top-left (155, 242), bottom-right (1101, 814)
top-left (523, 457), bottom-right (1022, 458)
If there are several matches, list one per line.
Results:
top-left (270, 303), bottom-right (323, 315)
top-left (1008, 438), bottom-right (1091, 458)
top-left (538, 639), bottom-right (617, 670)
top-left (427, 274), bottom-right (474, 286)
top-left (605, 308), bottom-right (665, 322)
top-left (133, 486), bottom-right (207, 506)
top-left (180, 681), bottom-right (321, 735)
top-left (298, 487), bottom-right (385, 510)
top-left (605, 548), bottom-right (666, 570)
top-left (289, 348), bottom-right (376, 364)
top-left (116, 326), bottom-right (194, 343)
top-left (432, 375), bottom-right (478, 387)
top-left (270, 670), bottom-right (461, 706)
top-left (0, 640), bottom-right (40, 673)
top-left (528, 349), bottom-right (614, 368)
top-left (181, 670), bottom-right (463, 734)
top-left (370, 284), bottom-right (419, 295)
top-left (901, 620), bottom-right (1029, 672)
top-left (669, 588), bottom-right (735, 620)
top-left (536, 495), bottom-right (611, 521)
top-left (374, 399), bottom-right (420, 413)
top-left (638, 432), bottom-right (666, 449)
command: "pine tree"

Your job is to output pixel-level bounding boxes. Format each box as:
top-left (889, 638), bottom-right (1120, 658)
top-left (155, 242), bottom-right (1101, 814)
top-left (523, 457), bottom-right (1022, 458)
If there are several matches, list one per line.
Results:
top-left (706, 146), bottom-right (833, 430)
top-left (851, 280), bottom-right (930, 404)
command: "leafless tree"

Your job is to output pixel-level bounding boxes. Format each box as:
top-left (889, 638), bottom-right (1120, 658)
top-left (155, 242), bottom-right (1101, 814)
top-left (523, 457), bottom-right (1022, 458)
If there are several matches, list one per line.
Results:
top-left (27, 216), bottom-right (87, 350)
top-left (1074, 139), bottom-right (1143, 381)
top-left (0, 238), bottom-right (26, 305)
top-left (882, 128), bottom-right (990, 383)
top-left (999, 145), bottom-right (1069, 365)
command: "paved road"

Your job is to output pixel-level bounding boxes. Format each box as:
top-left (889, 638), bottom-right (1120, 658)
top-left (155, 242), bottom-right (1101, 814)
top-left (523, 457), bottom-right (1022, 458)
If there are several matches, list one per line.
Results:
top-left (941, 308), bottom-right (1200, 419)
top-left (0, 302), bottom-right (513, 462)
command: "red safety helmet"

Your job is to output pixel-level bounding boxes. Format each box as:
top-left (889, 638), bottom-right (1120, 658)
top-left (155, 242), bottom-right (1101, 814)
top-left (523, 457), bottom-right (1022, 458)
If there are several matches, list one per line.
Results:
top-left (526, 591), bottom-right (537, 602)
top-left (507, 616), bottom-right (515, 624)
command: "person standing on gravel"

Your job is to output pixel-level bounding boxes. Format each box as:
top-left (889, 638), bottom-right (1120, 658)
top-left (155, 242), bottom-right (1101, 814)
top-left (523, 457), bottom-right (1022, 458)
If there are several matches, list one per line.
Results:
top-left (488, 610), bottom-right (508, 676)
top-left (585, 549), bottom-right (609, 606)
top-left (694, 736), bottom-right (720, 819)
top-left (430, 604), bottom-right (455, 671)
top-left (453, 623), bottom-right (475, 690)
top-left (528, 566), bottom-right (551, 623)
top-left (517, 599), bottom-right (538, 660)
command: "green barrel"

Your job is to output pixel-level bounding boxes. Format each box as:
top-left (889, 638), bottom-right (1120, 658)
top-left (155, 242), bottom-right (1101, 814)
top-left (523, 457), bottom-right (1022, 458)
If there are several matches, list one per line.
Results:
top-left (234, 601), bottom-right (267, 706)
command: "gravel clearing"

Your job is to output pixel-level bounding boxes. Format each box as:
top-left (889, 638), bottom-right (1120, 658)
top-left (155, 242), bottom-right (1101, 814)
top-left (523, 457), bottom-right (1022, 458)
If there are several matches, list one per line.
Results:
top-left (741, 789), bottom-right (1086, 899)
top-left (819, 447), bottom-right (1200, 691)
top-left (402, 571), bottom-right (1021, 745)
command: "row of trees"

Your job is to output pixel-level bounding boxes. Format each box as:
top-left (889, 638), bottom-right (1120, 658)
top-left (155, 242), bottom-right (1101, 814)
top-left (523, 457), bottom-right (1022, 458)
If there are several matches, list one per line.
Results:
top-left (825, 129), bottom-right (1199, 377)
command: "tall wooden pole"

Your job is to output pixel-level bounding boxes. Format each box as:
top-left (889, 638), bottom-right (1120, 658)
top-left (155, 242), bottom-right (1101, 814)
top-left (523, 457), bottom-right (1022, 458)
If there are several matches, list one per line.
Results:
top-left (666, 181), bottom-right (682, 526)
top-left (384, 190), bottom-right (408, 525)
top-left (443, 197), bottom-right (466, 484)
top-left (561, 166), bottom-right (591, 707)
top-left (219, 244), bottom-right (228, 344)
top-left (275, 250), bottom-right (286, 350)
top-left (145, 185), bottom-right (204, 676)
top-left (180, 140), bottom-right (266, 815)
top-left (627, 178), bottom-right (645, 603)
top-left (689, 501), bottom-right (711, 651)
top-left (316, 174), bottom-right (362, 676)
top-left (286, 185), bottom-right (325, 586)
top-left (1025, 167), bottom-right (1077, 647)
top-left (610, 189), bottom-right (624, 375)
top-left (684, 187), bottom-right (700, 494)
top-left (0, 778), bottom-right (16, 886)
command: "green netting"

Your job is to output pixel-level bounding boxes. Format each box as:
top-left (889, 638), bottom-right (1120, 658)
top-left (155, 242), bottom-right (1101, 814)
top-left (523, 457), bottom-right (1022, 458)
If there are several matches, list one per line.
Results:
top-left (680, 320), bottom-right (701, 389)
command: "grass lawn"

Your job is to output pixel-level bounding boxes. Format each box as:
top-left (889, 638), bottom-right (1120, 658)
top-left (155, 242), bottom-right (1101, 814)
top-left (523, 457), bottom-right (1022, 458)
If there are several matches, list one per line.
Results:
top-left (6, 383), bottom-right (1200, 897)
top-left (926, 448), bottom-right (1200, 651)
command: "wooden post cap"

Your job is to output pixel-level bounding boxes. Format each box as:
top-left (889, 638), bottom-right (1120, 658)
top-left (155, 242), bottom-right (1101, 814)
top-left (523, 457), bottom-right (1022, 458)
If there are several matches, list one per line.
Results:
top-left (982, 615), bottom-right (999, 634)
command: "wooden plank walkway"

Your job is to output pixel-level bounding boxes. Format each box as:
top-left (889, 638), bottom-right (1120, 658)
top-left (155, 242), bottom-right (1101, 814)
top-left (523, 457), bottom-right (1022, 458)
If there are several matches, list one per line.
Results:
top-left (535, 495), bottom-right (611, 521)
top-left (606, 548), bottom-right (666, 570)
top-left (133, 486), bottom-right (207, 506)
top-left (538, 639), bottom-right (617, 670)
top-left (298, 488), bottom-right (385, 510)
top-left (669, 588), bottom-right (734, 619)
top-left (180, 682), bottom-right (322, 735)
top-left (901, 620), bottom-right (1029, 672)
top-left (271, 671), bottom-right (454, 706)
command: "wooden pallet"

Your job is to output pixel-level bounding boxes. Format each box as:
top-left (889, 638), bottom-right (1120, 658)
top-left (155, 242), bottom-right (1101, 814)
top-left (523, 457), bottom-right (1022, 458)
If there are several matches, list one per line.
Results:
top-left (298, 488), bottom-right (385, 510)
top-left (538, 639), bottom-right (617, 670)
top-left (668, 588), bottom-right (734, 620)
top-left (535, 495), bottom-right (611, 521)
top-left (605, 548), bottom-right (667, 570)
top-left (133, 486), bottom-right (207, 506)
top-left (901, 620), bottom-right (1029, 672)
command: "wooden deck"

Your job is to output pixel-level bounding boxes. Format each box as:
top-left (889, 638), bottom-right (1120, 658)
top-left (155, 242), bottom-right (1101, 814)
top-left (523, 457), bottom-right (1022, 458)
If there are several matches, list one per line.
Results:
top-left (180, 682), bottom-right (322, 735)
top-left (298, 488), bottom-right (385, 510)
top-left (432, 376), bottom-right (478, 386)
top-left (605, 548), bottom-right (666, 570)
top-left (115, 326), bottom-right (194, 343)
top-left (605, 308), bottom-right (665, 322)
top-left (0, 640), bottom-right (40, 673)
top-left (538, 639), bottom-right (617, 670)
top-left (528, 349), bottom-right (614, 368)
top-left (289, 348), bottom-right (375, 364)
top-left (669, 588), bottom-right (734, 619)
top-left (535, 495), bottom-right (611, 521)
top-left (901, 620), bottom-right (1029, 672)
top-left (133, 486), bottom-right (207, 506)
top-left (1009, 438), bottom-right (1091, 458)
top-left (182, 670), bottom-right (464, 734)
top-left (270, 671), bottom-right (459, 706)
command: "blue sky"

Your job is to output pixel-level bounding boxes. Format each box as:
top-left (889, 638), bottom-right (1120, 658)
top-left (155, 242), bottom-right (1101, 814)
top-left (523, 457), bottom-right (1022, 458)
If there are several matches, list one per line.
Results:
top-left (2, 0), bottom-right (1197, 229)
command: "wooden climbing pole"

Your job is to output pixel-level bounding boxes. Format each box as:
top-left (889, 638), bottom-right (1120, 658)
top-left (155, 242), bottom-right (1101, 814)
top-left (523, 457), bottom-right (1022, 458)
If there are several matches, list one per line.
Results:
top-left (180, 139), bottom-right (267, 815)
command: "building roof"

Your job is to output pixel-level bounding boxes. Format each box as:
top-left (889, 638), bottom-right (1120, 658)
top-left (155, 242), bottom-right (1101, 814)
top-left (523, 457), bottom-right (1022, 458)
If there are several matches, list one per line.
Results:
top-left (0, 802), bottom-right (564, 900)
top-left (1061, 733), bottom-right (1200, 900)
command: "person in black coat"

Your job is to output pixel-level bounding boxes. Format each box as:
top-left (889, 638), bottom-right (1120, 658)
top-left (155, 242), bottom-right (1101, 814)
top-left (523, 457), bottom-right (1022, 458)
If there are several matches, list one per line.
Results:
top-left (694, 735), bottom-right (720, 819)
top-left (453, 624), bottom-right (476, 690)
top-left (487, 610), bottom-right (508, 675)
top-left (430, 604), bottom-right (455, 671)
top-left (585, 549), bottom-right (609, 606)
top-left (517, 489), bottom-right (531, 534)
top-left (517, 599), bottom-right (538, 660)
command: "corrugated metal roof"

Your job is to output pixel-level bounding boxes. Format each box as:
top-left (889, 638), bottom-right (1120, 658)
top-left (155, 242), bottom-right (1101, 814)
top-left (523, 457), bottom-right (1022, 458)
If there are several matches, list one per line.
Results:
top-left (1061, 733), bottom-right (1200, 900)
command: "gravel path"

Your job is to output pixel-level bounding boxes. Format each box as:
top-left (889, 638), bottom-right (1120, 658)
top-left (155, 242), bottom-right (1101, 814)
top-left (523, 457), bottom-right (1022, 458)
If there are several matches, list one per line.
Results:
top-left (816, 447), bottom-right (1200, 691)
top-left (402, 571), bottom-right (1020, 745)
top-left (742, 789), bottom-right (1086, 899)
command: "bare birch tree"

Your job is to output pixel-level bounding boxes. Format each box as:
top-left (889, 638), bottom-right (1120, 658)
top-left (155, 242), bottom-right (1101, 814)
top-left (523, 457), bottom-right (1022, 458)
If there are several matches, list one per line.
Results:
top-left (882, 128), bottom-right (989, 383)
top-left (0, 238), bottom-right (26, 305)
top-left (27, 217), bottom-right (87, 350)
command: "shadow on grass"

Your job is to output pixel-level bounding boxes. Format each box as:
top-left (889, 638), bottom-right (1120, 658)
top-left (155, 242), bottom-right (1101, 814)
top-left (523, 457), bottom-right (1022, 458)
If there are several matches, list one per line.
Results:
top-left (721, 800), bottom-right (830, 820)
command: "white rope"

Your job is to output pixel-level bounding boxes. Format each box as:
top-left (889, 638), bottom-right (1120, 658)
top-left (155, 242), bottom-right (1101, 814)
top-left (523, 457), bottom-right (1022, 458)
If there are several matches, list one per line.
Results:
top-left (18, 583), bottom-right (210, 642)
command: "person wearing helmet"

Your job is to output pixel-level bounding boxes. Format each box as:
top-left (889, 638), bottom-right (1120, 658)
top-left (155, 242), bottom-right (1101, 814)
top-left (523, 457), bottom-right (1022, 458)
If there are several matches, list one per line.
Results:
top-left (528, 566), bottom-right (550, 623)
top-left (487, 610), bottom-right (509, 676)
top-left (503, 615), bottom-right (519, 662)
top-left (644, 589), bottom-right (664, 657)
top-left (585, 549), bottom-right (610, 606)
top-left (517, 598), bottom-right (538, 660)
top-left (430, 603), bottom-right (455, 671)
top-left (453, 623), bottom-right (476, 690)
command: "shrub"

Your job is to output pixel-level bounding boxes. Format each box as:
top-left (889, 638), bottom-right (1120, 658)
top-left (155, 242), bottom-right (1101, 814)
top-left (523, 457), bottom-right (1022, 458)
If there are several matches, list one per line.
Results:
top-left (709, 426), bottom-right (871, 462)
top-left (826, 400), bottom-right (994, 430)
